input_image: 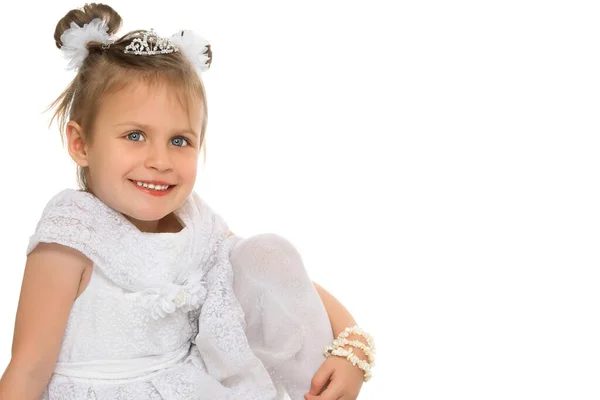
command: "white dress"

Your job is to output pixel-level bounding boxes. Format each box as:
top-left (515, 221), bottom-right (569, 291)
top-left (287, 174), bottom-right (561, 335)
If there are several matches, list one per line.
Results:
top-left (27, 189), bottom-right (334, 399)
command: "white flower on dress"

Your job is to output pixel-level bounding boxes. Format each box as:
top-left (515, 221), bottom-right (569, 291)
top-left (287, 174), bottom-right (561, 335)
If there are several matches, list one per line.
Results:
top-left (141, 275), bottom-right (208, 320)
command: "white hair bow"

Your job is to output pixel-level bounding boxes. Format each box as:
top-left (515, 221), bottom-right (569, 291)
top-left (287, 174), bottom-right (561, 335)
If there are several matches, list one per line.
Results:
top-left (59, 19), bottom-right (210, 73)
top-left (170, 30), bottom-right (211, 73)
top-left (60, 18), bottom-right (113, 71)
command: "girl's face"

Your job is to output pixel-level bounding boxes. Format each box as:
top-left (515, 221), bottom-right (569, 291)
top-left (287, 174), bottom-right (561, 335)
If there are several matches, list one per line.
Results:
top-left (82, 80), bottom-right (202, 232)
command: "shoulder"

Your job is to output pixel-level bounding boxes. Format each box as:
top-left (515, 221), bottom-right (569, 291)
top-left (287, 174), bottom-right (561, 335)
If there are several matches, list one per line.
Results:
top-left (43, 187), bottom-right (89, 205)
top-left (35, 188), bottom-right (105, 221)
top-left (26, 189), bottom-right (107, 256)
top-left (50, 188), bottom-right (97, 206)
top-left (36, 188), bottom-right (98, 220)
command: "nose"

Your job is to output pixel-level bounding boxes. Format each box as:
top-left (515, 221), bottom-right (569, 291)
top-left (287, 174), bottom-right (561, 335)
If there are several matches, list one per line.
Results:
top-left (144, 143), bottom-right (173, 172)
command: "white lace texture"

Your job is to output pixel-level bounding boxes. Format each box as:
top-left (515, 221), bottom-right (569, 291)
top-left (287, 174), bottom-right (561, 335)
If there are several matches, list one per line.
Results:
top-left (28, 189), bottom-right (334, 399)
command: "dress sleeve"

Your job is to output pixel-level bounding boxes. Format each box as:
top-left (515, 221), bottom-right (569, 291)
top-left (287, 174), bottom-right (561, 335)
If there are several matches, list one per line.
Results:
top-left (26, 189), bottom-right (104, 266)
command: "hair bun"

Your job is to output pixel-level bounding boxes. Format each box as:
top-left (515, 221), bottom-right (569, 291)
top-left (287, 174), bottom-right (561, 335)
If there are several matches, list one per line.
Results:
top-left (54, 3), bottom-right (122, 49)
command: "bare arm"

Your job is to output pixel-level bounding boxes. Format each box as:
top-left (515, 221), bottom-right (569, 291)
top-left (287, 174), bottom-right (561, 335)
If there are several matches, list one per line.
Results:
top-left (312, 281), bottom-right (369, 361)
top-left (0, 243), bottom-right (89, 399)
top-left (312, 282), bottom-right (357, 336)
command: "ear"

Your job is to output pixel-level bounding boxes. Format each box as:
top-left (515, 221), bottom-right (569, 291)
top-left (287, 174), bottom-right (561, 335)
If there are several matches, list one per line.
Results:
top-left (66, 121), bottom-right (89, 167)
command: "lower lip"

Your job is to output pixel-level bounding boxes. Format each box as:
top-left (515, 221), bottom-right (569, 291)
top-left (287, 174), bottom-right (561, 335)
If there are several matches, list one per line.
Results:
top-left (130, 180), bottom-right (175, 197)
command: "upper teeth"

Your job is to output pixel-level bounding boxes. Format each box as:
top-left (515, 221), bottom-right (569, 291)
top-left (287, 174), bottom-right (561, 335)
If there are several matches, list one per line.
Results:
top-left (136, 181), bottom-right (170, 191)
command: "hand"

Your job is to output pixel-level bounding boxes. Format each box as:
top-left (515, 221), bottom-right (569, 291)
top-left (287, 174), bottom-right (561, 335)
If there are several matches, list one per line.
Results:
top-left (304, 354), bottom-right (364, 400)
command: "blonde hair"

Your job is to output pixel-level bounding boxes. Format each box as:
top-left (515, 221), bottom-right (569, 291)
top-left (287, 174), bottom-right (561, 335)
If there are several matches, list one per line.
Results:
top-left (47, 3), bottom-right (211, 190)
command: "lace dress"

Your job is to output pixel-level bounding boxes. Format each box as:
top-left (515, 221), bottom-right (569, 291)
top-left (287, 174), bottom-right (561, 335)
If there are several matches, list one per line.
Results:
top-left (26, 189), bottom-right (334, 399)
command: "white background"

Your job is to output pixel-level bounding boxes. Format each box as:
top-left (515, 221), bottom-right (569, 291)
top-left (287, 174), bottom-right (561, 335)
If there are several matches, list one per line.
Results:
top-left (0, 0), bottom-right (599, 398)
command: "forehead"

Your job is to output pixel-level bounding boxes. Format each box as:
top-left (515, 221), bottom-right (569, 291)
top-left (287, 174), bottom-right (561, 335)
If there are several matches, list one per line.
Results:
top-left (97, 79), bottom-right (203, 128)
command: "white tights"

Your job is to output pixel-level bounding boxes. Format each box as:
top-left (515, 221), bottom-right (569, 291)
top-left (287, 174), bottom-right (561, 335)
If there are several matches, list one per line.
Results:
top-left (229, 233), bottom-right (335, 400)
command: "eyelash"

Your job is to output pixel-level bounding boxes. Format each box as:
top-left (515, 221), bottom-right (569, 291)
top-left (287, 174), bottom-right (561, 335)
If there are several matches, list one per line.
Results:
top-left (126, 131), bottom-right (191, 147)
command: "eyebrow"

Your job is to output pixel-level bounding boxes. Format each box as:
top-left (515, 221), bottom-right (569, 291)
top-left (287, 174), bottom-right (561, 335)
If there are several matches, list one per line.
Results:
top-left (114, 122), bottom-right (198, 138)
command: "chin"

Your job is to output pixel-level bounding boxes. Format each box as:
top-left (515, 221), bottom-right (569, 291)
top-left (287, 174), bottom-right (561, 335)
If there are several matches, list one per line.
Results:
top-left (130, 209), bottom-right (171, 222)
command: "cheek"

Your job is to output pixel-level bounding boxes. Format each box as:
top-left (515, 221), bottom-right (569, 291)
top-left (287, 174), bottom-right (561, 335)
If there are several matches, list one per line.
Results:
top-left (177, 151), bottom-right (199, 180)
top-left (88, 146), bottom-right (131, 176)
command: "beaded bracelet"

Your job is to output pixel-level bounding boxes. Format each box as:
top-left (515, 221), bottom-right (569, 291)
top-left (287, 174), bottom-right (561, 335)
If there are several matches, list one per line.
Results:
top-left (337, 326), bottom-right (375, 349)
top-left (326, 347), bottom-right (373, 381)
top-left (325, 337), bottom-right (376, 365)
top-left (323, 325), bottom-right (375, 382)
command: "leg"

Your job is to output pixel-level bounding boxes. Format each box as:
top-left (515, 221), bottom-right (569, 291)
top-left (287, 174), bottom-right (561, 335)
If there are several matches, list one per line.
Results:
top-left (230, 233), bottom-right (334, 400)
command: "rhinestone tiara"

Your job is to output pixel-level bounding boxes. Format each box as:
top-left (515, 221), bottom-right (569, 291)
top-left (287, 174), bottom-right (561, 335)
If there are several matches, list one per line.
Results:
top-left (124, 29), bottom-right (178, 55)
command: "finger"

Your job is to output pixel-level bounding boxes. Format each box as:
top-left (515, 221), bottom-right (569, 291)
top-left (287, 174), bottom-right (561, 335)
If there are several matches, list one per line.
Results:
top-left (304, 390), bottom-right (345, 400)
top-left (308, 362), bottom-right (334, 395)
top-left (336, 386), bottom-right (359, 400)
top-left (314, 377), bottom-right (345, 400)
top-left (304, 390), bottom-right (336, 400)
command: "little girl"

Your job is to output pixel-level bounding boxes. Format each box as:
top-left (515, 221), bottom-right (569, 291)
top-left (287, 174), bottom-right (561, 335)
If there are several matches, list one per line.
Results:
top-left (0, 3), bottom-right (375, 399)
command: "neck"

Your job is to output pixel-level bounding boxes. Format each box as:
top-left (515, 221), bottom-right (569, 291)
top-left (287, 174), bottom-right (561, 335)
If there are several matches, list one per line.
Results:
top-left (125, 213), bottom-right (183, 233)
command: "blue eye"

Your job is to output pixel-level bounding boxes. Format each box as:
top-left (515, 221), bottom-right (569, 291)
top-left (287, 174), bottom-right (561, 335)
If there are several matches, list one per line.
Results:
top-left (171, 137), bottom-right (189, 147)
top-left (127, 131), bottom-right (145, 141)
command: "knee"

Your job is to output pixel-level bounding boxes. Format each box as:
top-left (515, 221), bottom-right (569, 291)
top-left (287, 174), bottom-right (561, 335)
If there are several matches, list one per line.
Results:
top-left (230, 233), bottom-right (307, 283)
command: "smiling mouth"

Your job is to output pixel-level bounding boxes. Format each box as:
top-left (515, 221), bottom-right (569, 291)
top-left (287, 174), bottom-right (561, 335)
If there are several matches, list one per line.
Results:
top-left (129, 179), bottom-right (175, 192)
